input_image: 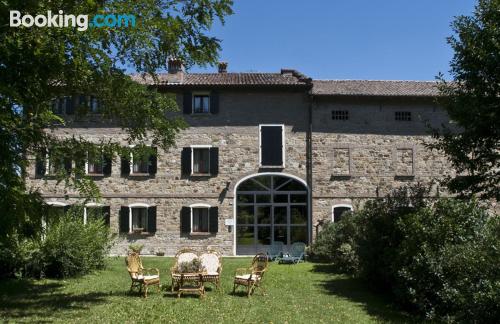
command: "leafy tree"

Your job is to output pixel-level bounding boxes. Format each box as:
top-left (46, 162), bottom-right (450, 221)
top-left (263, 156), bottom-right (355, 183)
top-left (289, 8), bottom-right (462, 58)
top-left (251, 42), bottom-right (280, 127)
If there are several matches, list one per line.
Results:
top-left (0, 0), bottom-right (233, 276)
top-left (433, 0), bottom-right (499, 200)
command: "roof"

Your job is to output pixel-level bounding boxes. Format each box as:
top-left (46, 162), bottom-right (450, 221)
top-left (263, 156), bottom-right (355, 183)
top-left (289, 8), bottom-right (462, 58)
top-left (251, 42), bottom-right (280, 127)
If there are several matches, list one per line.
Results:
top-left (130, 70), bottom-right (311, 88)
top-left (312, 80), bottom-right (440, 97)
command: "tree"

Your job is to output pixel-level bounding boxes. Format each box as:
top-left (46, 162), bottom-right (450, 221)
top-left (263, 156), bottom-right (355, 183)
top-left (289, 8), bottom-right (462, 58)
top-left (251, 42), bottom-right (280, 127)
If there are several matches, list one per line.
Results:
top-left (433, 0), bottom-right (499, 200)
top-left (0, 0), bottom-right (233, 275)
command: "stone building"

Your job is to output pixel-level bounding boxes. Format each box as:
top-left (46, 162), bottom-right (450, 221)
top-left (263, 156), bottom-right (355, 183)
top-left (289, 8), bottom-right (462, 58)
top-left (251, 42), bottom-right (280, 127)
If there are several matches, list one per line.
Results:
top-left (27, 61), bottom-right (453, 255)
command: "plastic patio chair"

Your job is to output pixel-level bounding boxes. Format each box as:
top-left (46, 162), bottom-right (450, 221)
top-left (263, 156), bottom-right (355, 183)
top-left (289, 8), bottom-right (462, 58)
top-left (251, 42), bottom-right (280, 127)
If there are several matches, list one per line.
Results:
top-left (279, 242), bottom-right (306, 264)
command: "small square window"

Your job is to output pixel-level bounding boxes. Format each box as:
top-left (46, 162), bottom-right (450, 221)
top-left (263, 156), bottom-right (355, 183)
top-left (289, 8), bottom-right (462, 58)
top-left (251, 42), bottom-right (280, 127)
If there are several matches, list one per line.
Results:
top-left (395, 111), bottom-right (412, 121)
top-left (332, 110), bottom-right (349, 120)
top-left (192, 208), bottom-right (209, 232)
top-left (193, 95), bottom-right (210, 114)
top-left (192, 148), bottom-right (210, 174)
top-left (131, 207), bottom-right (148, 232)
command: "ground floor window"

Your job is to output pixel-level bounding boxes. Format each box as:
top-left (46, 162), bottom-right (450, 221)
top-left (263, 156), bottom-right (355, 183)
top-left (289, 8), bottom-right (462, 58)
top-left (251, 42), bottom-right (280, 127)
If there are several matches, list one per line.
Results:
top-left (235, 174), bottom-right (309, 255)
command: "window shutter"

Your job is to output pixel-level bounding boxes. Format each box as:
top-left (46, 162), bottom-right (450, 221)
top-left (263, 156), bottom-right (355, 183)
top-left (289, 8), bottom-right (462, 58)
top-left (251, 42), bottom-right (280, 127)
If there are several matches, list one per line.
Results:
top-left (103, 206), bottom-right (111, 226)
top-left (121, 156), bottom-right (130, 176)
top-left (210, 91), bottom-right (219, 114)
top-left (35, 149), bottom-right (47, 177)
top-left (65, 97), bottom-right (74, 115)
top-left (210, 147), bottom-right (219, 176)
top-left (148, 148), bottom-right (157, 175)
top-left (103, 156), bottom-right (112, 176)
top-left (147, 206), bottom-right (157, 233)
top-left (183, 92), bottom-right (192, 114)
top-left (64, 157), bottom-right (72, 175)
top-left (260, 126), bottom-right (283, 166)
top-left (209, 207), bottom-right (218, 233)
top-left (119, 207), bottom-right (129, 233)
top-left (180, 207), bottom-right (191, 234)
top-left (181, 147), bottom-right (192, 176)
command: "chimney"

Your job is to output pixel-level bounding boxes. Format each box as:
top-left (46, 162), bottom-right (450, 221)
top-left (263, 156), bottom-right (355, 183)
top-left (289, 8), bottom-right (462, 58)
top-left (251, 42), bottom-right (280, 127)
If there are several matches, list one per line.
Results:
top-left (218, 61), bottom-right (228, 73)
top-left (168, 58), bottom-right (184, 74)
top-left (167, 58), bottom-right (184, 84)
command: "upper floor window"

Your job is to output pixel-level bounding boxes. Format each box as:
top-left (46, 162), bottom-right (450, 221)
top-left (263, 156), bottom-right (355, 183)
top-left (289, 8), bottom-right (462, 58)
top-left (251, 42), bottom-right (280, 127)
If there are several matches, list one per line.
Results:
top-left (183, 91), bottom-right (219, 115)
top-left (332, 110), bottom-right (349, 120)
top-left (181, 146), bottom-right (219, 177)
top-left (193, 94), bottom-right (210, 114)
top-left (395, 111), bottom-right (412, 121)
top-left (259, 125), bottom-right (285, 168)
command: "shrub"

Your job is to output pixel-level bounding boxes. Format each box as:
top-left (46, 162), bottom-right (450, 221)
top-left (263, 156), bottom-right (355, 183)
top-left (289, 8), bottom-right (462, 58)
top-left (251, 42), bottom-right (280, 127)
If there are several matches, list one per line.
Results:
top-left (33, 206), bottom-right (113, 278)
top-left (393, 199), bottom-right (500, 322)
top-left (312, 213), bottom-right (360, 273)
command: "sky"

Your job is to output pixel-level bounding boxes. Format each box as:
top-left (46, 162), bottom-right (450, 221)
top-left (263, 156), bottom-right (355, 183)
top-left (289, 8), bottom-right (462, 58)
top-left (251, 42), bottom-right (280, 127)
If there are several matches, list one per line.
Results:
top-left (190, 0), bottom-right (477, 80)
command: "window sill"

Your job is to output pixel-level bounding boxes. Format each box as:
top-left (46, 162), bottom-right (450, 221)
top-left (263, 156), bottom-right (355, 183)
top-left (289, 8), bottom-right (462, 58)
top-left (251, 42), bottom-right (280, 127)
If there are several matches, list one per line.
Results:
top-left (189, 232), bottom-right (212, 237)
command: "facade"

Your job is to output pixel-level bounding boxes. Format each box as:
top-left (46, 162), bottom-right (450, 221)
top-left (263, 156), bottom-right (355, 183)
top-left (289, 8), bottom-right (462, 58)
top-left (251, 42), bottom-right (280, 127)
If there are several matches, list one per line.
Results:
top-left (27, 62), bottom-right (454, 255)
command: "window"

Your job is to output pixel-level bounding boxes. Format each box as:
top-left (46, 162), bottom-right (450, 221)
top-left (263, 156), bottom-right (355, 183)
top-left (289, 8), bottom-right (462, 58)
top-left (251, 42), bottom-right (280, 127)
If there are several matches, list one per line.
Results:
top-left (332, 110), bottom-right (349, 120)
top-left (193, 147), bottom-right (210, 174)
top-left (87, 152), bottom-right (104, 175)
top-left (132, 207), bottom-right (148, 232)
top-left (259, 125), bottom-right (285, 167)
top-left (332, 205), bottom-right (353, 222)
top-left (180, 205), bottom-right (219, 235)
top-left (192, 208), bottom-right (209, 233)
top-left (119, 204), bottom-right (156, 233)
top-left (181, 146), bottom-right (218, 176)
top-left (395, 111), bottom-right (412, 121)
top-left (193, 94), bottom-right (210, 114)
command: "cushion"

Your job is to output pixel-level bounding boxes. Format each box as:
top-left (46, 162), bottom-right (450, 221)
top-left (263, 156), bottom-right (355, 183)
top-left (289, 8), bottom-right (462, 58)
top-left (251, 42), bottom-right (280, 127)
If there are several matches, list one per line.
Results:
top-left (200, 253), bottom-right (220, 274)
top-left (235, 274), bottom-right (260, 281)
top-left (137, 274), bottom-right (159, 281)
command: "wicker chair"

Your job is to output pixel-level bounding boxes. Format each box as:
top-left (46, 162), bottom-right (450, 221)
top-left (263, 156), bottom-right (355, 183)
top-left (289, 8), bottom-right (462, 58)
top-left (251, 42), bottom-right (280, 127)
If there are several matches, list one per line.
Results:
top-left (170, 248), bottom-right (200, 293)
top-left (200, 249), bottom-right (222, 291)
top-left (233, 253), bottom-right (269, 297)
top-left (125, 252), bottom-right (160, 298)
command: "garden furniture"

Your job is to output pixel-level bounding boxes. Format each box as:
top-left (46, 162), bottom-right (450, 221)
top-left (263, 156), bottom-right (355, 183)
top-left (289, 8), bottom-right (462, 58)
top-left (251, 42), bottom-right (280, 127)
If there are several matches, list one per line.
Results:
top-left (233, 253), bottom-right (268, 297)
top-left (125, 252), bottom-right (160, 298)
top-left (200, 249), bottom-right (222, 291)
top-left (279, 242), bottom-right (306, 264)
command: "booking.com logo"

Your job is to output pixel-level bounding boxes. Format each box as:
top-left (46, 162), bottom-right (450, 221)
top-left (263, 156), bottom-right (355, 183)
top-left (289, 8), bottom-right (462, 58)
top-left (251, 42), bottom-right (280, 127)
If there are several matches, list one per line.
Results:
top-left (9, 10), bottom-right (136, 31)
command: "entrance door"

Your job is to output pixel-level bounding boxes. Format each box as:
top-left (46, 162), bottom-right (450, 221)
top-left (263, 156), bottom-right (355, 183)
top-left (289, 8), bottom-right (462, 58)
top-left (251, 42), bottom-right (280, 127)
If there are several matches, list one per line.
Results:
top-left (235, 174), bottom-right (308, 255)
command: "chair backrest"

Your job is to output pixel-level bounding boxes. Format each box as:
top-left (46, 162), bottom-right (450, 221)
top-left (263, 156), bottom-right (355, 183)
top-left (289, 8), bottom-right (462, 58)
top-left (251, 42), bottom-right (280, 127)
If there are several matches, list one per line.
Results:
top-left (174, 248), bottom-right (198, 272)
top-left (290, 242), bottom-right (306, 258)
top-left (251, 253), bottom-right (268, 275)
top-left (200, 250), bottom-right (221, 274)
top-left (268, 241), bottom-right (284, 255)
top-left (126, 252), bottom-right (143, 279)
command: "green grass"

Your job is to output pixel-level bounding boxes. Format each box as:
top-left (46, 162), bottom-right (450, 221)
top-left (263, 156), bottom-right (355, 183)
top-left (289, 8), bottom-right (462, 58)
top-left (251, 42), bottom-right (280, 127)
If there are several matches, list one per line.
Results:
top-left (0, 258), bottom-right (415, 323)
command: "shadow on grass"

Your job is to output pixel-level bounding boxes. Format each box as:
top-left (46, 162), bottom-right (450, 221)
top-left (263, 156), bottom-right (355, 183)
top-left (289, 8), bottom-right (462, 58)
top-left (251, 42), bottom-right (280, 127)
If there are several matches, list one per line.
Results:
top-left (311, 264), bottom-right (416, 324)
top-left (0, 279), bottom-right (116, 320)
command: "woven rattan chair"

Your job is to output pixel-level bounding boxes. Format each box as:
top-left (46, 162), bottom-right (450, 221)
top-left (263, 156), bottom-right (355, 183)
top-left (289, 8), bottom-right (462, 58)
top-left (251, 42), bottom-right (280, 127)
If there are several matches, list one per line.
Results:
top-left (233, 253), bottom-right (269, 297)
top-left (125, 252), bottom-right (160, 298)
top-left (170, 248), bottom-right (200, 293)
top-left (200, 249), bottom-right (222, 291)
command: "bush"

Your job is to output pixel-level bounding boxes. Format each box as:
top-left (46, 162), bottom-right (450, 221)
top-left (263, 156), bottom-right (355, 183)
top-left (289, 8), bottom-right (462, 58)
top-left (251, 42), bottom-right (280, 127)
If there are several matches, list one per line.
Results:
top-left (38, 206), bottom-right (113, 278)
top-left (394, 199), bottom-right (500, 322)
top-left (312, 213), bottom-right (360, 273)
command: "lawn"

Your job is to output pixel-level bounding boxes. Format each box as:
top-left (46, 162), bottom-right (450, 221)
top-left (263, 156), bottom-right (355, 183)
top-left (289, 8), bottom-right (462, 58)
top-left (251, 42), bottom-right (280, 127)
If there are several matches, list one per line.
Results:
top-left (0, 258), bottom-right (414, 323)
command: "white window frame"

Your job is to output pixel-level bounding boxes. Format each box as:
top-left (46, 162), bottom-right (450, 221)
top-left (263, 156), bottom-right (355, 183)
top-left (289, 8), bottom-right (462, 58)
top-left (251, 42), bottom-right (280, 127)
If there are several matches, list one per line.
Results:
top-left (190, 145), bottom-right (212, 176)
top-left (85, 151), bottom-right (105, 175)
top-left (331, 204), bottom-right (353, 222)
top-left (128, 145), bottom-right (151, 175)
top-left (84, 202), bottom-right (105, 225)
top-left (127, 203), bottom-right (151, 233)
top-left (258, 124), bottom-right (285, 168)
top-left (189, 203), bottom-right (211, 234)
top-left (192, 91), bottom-right (211, 114)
